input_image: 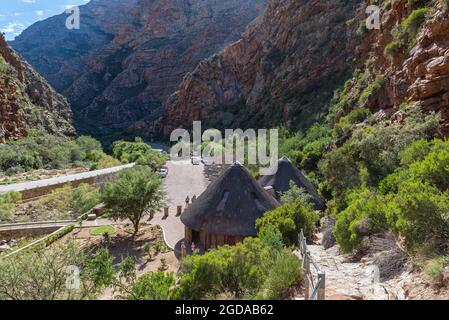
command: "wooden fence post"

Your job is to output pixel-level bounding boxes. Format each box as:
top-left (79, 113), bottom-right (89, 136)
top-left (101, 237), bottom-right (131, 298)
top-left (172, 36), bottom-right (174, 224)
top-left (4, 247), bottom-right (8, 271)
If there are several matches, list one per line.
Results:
top-left (304, 252), bottom-right (310, 300)
top-left (177, 205), bottom-right (182, 216)
top-left (164, 207), bottom-right (169, 218)
top-left (317, 271), bottom-right (326, 300)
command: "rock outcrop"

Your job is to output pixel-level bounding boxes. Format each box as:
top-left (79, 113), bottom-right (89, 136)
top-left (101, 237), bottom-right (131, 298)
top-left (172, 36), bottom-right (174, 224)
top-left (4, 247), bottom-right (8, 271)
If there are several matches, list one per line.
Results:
top-left (162, 0), bottom-right (363, 134)
top-left (162, 0), bottom-right (449, 137)
top-left (0, 35), bottom-right (74, 143)
top-left (11, 0), bottom-right (267, 141)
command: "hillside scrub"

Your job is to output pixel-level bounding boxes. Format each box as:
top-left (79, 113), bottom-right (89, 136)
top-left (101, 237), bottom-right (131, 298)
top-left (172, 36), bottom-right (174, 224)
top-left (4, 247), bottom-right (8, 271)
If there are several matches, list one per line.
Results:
top-left (0, 130), bottom-right (118, 175)
top-left (112, 137), bottom-right (167, 170)
top-left (0, 191), bottom-right (21, 222)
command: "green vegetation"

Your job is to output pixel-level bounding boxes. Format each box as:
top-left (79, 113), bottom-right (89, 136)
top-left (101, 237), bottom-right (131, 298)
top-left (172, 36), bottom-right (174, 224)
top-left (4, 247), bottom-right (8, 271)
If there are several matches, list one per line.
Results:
top-left (401, 8), bottom-right (430, 35)
top-left (90, 225), bottom-right (116, 236)
top-left (0, 130), bottom-right (118, 175)
top-left (0, 191), bottom-right (21, 222)
top-left (101, 166), bottom-right (167, 235)
top-left (0, 241), bottom-right (111, 300)
top-left (256, 198), bottom-right (319, 246)
top-left (24, 183), bottom-right (101, 222)
top-left (176, 237), bottom-right (302, 299)
top-left (113, 138), bottom-right (167, 170)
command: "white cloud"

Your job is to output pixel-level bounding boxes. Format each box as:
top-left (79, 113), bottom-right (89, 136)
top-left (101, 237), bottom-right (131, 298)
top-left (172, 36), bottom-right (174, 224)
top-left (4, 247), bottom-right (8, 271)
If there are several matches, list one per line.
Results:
top-left (22, 0), bottom-right (37, 3)
top-left (1, 22), bottom-right (26, 34)
top-left (36, 10), bottom-right (44, 16)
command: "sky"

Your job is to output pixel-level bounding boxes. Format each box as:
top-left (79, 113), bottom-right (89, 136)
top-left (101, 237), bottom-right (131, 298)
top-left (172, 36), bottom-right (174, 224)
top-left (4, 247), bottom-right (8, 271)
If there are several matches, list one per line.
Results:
top-left (0, 0), bottom-right (90, 40)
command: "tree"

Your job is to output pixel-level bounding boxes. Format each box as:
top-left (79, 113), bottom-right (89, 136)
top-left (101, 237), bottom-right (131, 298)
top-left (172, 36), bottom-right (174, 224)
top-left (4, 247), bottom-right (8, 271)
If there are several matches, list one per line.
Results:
top-left (0, 241), bottom-right (114, 300)
top-left (101, 166), bottom-right (167, 235)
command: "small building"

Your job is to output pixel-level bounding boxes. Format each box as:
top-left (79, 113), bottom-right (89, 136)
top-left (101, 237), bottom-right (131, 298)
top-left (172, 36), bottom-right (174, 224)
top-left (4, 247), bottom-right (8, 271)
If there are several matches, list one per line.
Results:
top-left (258, 157), bottom-right (325, 210)
top-left (181, 163), bottom-right (279, 250)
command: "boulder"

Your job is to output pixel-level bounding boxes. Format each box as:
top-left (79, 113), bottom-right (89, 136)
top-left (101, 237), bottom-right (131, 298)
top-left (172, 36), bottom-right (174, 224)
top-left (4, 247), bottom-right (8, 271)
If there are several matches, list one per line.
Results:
top-left (321, 216), bottom-right (336, 250)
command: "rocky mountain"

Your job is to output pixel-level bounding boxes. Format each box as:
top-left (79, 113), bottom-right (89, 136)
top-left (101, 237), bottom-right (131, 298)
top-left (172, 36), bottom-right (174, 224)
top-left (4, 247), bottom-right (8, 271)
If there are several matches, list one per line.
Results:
top-left (0, 35), bottom-right (74, 143)
top-left (11, 0), bottom-right (267, 143)
top-left (162, 0), bottom-right (363, 134)
top-left (162, 0), bottom-right (449, 136)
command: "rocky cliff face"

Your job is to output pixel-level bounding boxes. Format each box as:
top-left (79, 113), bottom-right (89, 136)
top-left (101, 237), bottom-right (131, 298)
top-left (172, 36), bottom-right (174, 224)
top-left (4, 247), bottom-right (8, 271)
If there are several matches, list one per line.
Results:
top-left (11, 0), bottom-right (267, 142)
top-left (162, 0), bottom-right (449, 136)
top-left (162, 0), bottom-right (363, 134)
top-left (363, 0), bottom-right (449, 134)
top-left (0, 35), bottom-right (75, 143)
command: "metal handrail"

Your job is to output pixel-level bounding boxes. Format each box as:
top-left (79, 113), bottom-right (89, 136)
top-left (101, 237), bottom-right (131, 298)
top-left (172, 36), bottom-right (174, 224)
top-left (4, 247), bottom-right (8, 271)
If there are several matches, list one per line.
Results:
top-left (298, 229), bottom-right (325, 300)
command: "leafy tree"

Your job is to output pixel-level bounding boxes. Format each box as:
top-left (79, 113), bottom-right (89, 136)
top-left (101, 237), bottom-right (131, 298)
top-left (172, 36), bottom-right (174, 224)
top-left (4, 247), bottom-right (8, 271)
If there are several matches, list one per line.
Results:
top-left (101, 166), bottom-right (167, 235)
top-left (113, 138), bottom-right (167, 170)
top-left (0, 241), bottom-right (114, 300)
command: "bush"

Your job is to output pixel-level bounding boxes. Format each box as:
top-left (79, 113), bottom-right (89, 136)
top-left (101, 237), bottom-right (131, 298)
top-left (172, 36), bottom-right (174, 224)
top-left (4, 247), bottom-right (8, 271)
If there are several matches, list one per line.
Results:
top-left (0, 191), bottom-right (21, 222)
top-left (128, 272), bottom-right (177, 300)
top-left (113, 138), bottom-right (167, 170)
top-left (0, 130), bottom-right (112, 173)
top-left (401, 8), bottom-right (430, 35)
top-left (257, 198), bottom-right (319, 246)
top-left (333, 188), bottom-right (390, 252)
top-left (392, 181), bottom-right (449, 252)
top-left (177, 238), bottom-right (273, 299)
top-left (256, 250), bottom-right (303, 299)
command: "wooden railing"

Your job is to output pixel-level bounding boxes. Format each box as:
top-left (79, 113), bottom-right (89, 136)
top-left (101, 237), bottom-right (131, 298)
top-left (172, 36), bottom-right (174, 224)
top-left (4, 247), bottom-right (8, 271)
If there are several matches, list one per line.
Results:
top-left (298, 229), bottom-right (325, 300)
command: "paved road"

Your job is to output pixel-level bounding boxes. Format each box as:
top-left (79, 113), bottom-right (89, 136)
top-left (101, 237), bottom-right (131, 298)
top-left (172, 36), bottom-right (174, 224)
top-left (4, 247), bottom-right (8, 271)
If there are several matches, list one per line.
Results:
top-left (152, 160), bottom-right (211, 248)
top-left (0, 163), bottom-right (135, 194)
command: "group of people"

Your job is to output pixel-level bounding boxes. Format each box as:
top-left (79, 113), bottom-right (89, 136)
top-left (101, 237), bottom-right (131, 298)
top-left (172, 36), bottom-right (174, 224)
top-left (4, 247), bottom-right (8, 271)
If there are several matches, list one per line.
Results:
top-left (185, 194), bottom-right (197, 206)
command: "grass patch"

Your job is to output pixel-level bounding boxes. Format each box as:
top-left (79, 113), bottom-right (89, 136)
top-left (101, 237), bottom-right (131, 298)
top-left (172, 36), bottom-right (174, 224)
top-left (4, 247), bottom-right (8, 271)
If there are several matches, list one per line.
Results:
top-left (90, 225), bottom-right (116, 236)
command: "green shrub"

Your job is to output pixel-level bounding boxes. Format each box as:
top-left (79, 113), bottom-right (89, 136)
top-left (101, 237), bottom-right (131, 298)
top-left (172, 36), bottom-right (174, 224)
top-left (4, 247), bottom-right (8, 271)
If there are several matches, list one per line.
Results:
top-left (257, 198), bottom-right (319, 246)
top-left (401, 8), bottom-right (430, 35)
top-left (392, 181), bottom-right (449, 252)
top-left (0, 191), bottom-right (21, 222)
top-left (334, 188), bottom-right (390, 252)
top-left (128, 272), bottom-right (177, 300)
top-left (256, 250), bottom-right (303, 299)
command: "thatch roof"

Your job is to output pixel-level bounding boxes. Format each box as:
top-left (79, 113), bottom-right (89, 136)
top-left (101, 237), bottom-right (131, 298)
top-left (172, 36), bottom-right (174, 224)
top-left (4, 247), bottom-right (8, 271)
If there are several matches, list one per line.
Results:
top-left (181, 163), bottom-right (279, 236)
top-left (258, 157), bottom-right (325, 210)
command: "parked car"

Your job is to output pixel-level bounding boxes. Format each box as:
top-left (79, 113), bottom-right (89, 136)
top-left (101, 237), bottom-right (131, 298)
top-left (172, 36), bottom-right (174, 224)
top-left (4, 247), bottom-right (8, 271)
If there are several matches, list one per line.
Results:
top-left (158, 167), bottom-right (168, 178)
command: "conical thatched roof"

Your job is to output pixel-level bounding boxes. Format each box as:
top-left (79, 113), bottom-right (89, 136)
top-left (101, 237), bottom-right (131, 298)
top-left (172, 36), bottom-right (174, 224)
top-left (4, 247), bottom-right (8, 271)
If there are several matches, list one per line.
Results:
top-left (181, 163), bottom-right (279, 236)
top-left (258, 157), bottom-right (325, 210)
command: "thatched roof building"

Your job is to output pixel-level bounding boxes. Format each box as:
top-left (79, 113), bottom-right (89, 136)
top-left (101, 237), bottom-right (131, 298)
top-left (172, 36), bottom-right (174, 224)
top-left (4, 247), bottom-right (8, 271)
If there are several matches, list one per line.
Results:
top-left (181, 162), bottom-right (279, 249)
top-left (258, 157), bottom-right (325, 210)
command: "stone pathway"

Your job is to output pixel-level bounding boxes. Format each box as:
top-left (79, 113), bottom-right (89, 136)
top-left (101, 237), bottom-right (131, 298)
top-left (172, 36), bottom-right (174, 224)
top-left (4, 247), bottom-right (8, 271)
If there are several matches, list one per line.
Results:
top-left (297, 234), bottom-right (411, 300)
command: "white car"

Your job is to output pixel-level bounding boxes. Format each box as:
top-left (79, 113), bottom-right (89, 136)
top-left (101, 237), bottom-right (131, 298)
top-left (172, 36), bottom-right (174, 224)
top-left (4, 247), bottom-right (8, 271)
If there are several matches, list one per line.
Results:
top-left (158, 167), bottom-right (168, 178)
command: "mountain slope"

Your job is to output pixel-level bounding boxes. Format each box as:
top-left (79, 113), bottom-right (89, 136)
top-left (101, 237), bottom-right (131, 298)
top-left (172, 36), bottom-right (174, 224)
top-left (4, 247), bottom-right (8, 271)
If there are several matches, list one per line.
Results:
top-left (162, 0), bottom-right (363, 134)
top-left (0, 35), bottom-right (75, 143)
top-left (162, 0), bottom-right (449, 136)
top-left (11, 0), bottom-right (267, 142)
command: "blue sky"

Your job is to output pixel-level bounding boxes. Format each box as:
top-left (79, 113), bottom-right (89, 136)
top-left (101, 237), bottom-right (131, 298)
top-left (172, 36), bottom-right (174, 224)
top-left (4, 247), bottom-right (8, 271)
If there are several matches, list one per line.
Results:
top-left (0, 0), bottom-right (90, 40)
